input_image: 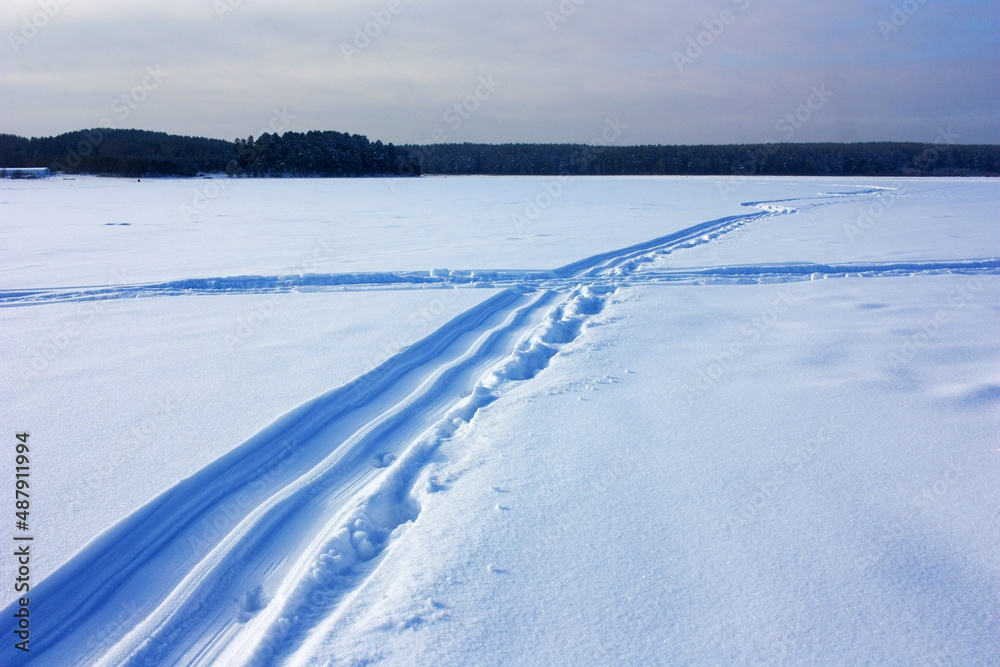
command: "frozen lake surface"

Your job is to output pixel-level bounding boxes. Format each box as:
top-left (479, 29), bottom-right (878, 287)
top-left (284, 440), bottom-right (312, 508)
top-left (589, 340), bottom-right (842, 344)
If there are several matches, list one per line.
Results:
top-left (1, 176), bottom-right (998, 665)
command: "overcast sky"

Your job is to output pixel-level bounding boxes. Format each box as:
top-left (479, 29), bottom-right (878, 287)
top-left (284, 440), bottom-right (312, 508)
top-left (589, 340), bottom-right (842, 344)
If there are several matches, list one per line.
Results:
top-left (1, 0), bottom-right (998, 145)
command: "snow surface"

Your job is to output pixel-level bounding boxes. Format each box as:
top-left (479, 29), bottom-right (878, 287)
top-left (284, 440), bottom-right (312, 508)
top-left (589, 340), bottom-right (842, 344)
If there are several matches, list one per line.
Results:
top-left (311, 276), bottom-right (999, 666)
top-left (2, 289), bottom-right (496, 576)
top-left (1, 175), bottom-right (751, 290)
top-left (1, 176), bottom-right (997, 666)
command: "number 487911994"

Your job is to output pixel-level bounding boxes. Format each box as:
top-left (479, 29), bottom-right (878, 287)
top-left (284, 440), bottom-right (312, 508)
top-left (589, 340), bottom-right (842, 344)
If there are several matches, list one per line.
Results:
top-left (15, 433), bottom-right (30, 531)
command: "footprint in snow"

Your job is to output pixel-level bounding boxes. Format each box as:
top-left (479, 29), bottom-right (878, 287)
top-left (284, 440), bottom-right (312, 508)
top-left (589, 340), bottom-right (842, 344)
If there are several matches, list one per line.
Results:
top-left (369, 453), bottom-right (397, 469)
top-left (235, 585), bottom-right (268, 623)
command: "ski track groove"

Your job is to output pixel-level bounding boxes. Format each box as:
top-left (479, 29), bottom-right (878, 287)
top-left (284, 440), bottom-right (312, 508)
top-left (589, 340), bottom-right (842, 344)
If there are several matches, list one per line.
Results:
top-left (3, 186), bottom-right (993, 665)
top-left (3, 257), bottom-right (997, 307)
top-left (102, 289), bottom-right (562, 666)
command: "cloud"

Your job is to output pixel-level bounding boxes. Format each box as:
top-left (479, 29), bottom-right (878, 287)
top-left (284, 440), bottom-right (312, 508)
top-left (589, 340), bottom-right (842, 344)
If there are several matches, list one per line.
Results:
top-left (1, 0), bottom-right (998, 143)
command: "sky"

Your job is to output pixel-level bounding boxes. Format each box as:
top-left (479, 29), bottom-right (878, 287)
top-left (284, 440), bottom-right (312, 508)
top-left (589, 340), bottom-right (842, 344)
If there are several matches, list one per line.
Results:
top-left (1, 0), bottom-right (998, 145)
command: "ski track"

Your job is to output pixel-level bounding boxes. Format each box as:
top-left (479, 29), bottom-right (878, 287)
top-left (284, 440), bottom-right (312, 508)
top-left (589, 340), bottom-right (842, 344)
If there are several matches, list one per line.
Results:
top-left (4, 186), bottom-right (996, 666)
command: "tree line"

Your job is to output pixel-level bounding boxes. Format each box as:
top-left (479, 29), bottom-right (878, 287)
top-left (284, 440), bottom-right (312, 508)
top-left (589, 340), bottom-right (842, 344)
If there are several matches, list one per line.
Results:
top-left (0, 129), bottom-right (419, 178)
top-left (0, 130), bottom-right (234, 177)
top-left (400, 142), bottom-right (1000, 177)
top-left (229, 132), bottom-right (420, 177)
top-left (1, 129), bottom-right (997, 178)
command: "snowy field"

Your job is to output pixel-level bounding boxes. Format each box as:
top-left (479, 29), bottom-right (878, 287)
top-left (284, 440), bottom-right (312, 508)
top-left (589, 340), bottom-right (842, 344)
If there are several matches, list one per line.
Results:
top-left (1, 176), bottom-right (998, 665)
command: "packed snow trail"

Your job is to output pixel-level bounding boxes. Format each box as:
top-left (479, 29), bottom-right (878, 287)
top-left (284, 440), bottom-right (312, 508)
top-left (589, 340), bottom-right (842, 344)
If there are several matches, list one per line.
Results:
top-left (4, 258), bottom-right (997, 306)
top-left (4, 185), bottom-right (996, 666)
top-left (15, 285), bottom-right (609, 667)
top-left (0, 189), bottom-right (894, 306)
top-left (10, 288), bottom-right (554, 664)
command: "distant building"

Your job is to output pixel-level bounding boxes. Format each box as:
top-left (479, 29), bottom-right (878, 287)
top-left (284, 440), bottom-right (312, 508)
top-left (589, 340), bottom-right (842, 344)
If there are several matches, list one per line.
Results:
top-left (0, 167), bottom-right (52, 179)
